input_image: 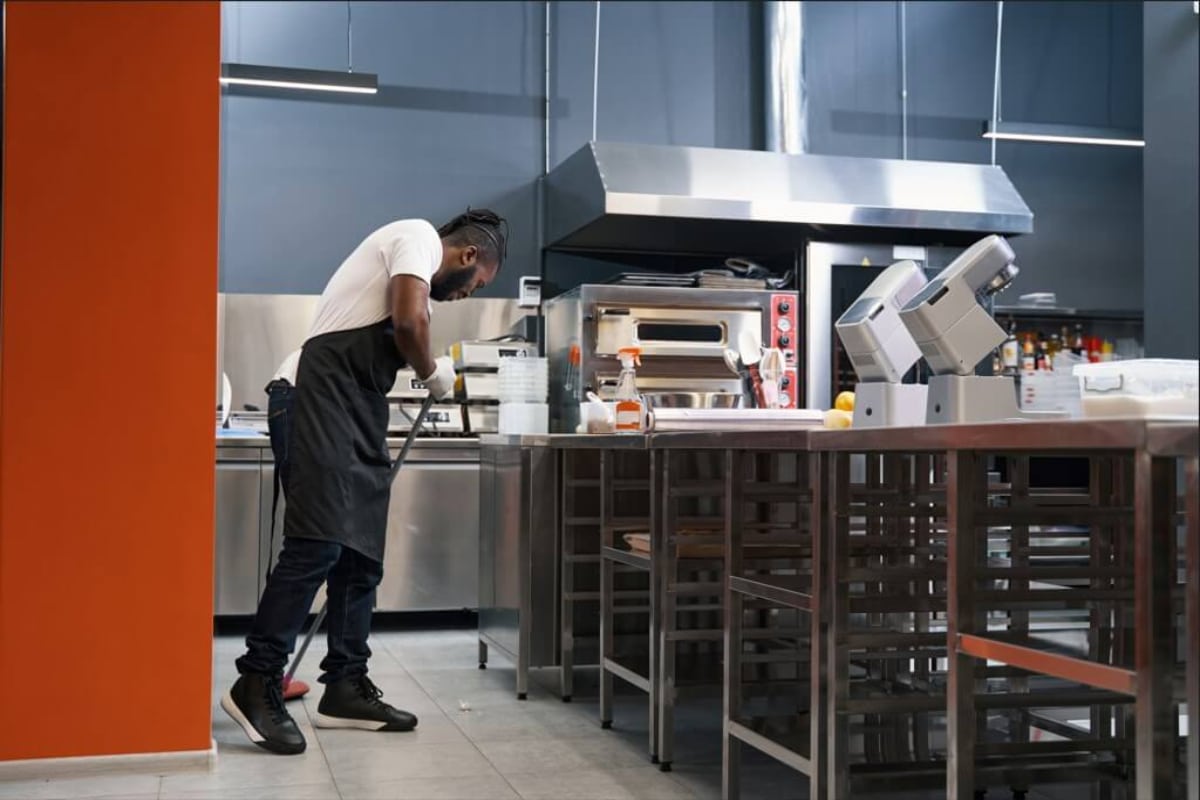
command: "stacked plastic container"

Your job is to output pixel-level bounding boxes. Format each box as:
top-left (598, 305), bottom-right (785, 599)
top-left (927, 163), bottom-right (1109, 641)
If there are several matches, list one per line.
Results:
top-left (1019, 352), bottom-right (1085, 417)
top-left (497, 356), bottom-right (549, 434)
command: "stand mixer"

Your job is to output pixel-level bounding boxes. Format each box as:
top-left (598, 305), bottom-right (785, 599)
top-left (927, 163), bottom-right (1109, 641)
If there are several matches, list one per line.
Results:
top-left (835, 260), bottom-right (929, 428)
top-left (899, 234), bottom-right (1059, 424)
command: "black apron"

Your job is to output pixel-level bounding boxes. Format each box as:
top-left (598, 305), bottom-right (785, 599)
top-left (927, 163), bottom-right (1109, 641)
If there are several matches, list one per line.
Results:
top-left (283, 319), bottom-right (406, 563)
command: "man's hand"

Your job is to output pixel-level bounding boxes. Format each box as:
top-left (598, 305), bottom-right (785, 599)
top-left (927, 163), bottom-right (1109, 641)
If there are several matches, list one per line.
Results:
top-left (421, 356), bottom-right (457, 401)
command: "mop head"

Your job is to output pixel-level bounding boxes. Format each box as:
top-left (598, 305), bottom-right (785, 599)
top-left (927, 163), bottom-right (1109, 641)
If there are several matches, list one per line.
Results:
top-left (282, 676), bottom-right (311, 701)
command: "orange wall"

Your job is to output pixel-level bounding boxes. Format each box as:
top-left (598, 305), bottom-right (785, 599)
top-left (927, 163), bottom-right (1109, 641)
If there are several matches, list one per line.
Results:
top-left (1, 1), bottom-right (219, 759)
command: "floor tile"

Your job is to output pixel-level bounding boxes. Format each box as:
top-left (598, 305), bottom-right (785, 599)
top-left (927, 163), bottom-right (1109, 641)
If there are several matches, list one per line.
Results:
top-left (159, 780), bottom-right (341, 800)
top-left (450, 705), bottom-right (605, 742)
top-left (670, 764), bottom-right (808, 800)
top-left (335, 774), bottom-right (519, 800)
top-left (503, 767), bottom-right (695, 800)
top-left (314, 712), bottom-right (468, 748)
top-left (0, 775), bottom-right (160, 800)
top-left (158, 748), bottom-right (333, 794)
top-left (409, 669), bottom-right (557, 710)
top-left (323, 741), bottom-right (498, 784)
top-left (474, 735), bottom-right (651, 776)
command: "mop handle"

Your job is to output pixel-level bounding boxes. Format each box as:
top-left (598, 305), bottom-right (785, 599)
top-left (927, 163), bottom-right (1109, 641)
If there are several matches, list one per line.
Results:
top-left (390, 393), bottom-right (435, 479)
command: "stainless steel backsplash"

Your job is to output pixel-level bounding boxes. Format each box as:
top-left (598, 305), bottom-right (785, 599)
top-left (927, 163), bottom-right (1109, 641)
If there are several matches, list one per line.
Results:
top-left (217, 293), bottom-right (531, 413)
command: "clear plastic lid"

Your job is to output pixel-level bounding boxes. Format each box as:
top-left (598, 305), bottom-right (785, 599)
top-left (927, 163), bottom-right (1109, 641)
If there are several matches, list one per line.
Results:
top-left (1073, 359), bottom-right (1199, 397)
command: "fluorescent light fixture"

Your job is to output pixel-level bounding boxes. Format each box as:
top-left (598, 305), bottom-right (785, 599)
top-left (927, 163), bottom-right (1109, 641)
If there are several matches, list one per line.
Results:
top-left (220, 63), bottom-right (377, 95)
top-left (983, 121), bottom-right (1144, 148)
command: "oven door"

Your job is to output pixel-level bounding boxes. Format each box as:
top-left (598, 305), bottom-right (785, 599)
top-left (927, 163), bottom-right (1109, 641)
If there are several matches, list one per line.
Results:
top-left (594, 305), bottom-right (762, 359)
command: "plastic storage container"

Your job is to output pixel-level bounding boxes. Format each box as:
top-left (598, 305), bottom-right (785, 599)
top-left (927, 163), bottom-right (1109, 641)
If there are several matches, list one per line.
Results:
top-left (498, 402), bottom-right (549, 435)
top-left (1073, 359), bottom-right (1199, 419)
top-left (498, 356), bottom-right (548, 403)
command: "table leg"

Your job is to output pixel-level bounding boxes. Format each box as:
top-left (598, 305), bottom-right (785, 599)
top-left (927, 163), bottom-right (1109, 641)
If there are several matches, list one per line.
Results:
top-left (722, 449), bottom-right (744, 800)
top-left (947, 449), bottom-right (984, 800)
top-left (1133, 452), bottom-right (1176, 798)
top-left (1184, 455), bottom-right (1198, 800)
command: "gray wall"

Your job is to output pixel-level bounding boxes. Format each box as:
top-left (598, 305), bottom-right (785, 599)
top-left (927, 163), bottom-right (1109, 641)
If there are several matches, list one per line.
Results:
top-left (1143, 1), bottom-right (1199, 359)
top-left (221, 1), bottom-right (1154, 313)
top-left (803, 1), bottom-right (1144, 311)
top-left (220, 1), bottom-right (544, 297)
top-left (219, 1), bottom-right (760, 298)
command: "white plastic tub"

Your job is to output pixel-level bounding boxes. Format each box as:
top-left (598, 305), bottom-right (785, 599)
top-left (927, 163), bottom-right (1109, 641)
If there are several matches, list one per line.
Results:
top-left (1073, 359), bottom-right (1199, 419)
top-left (498, 402), bottom-right (549, 434)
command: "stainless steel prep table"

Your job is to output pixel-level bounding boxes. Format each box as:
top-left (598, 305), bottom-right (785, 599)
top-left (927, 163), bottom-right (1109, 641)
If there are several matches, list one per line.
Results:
top-left (215, 435), bottom-right (481, 614)
top-left (477, 433), bottom-right (647, 700)
top-left (476, 421), bottom-right (1197, 799)
top-left (810, 419), bottom-right (1198, 800)
top-left (478, 430), bottom-right (821, 771)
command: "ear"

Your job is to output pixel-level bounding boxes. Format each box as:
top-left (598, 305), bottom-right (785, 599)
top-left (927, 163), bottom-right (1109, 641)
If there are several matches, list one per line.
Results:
top-left (461, 245), bottom-right (479, 266)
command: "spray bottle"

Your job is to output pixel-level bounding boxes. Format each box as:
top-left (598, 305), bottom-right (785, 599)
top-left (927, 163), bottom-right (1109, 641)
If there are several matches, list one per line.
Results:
top-left (614, 346), bottom-right (644, 433)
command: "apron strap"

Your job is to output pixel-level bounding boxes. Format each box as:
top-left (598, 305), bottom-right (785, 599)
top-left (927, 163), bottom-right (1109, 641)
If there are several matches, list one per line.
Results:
top-left (266, 464), bottom-right (281, 584)
top-left (264, 379), bottom-right (294, 584)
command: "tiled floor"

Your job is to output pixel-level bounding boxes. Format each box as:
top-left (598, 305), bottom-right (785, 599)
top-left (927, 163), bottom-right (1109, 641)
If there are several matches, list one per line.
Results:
top-left (0, 629), bottom-right (1123, 800)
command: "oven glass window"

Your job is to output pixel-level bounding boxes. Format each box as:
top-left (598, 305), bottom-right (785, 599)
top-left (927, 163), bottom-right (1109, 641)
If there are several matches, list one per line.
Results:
top-left (635, 322), bottom-right (724, 344)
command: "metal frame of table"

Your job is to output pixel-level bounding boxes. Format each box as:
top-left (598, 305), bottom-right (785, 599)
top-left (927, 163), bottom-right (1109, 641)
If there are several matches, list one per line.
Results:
top-left (480, 421), bottom-right (1198, 800)
top-left (814, 420), bottom-right (1198, 800)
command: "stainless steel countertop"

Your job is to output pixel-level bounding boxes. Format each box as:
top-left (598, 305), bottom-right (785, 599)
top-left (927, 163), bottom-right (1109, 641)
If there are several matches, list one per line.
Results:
top-left (217, 435), bottom-right (481, 450)
top-left (810, 418), bottom-right (1198, 455)
top-left (480, 430), bottom-right (819, 451)
top-left (478, 419), bottom-right (1198, 456)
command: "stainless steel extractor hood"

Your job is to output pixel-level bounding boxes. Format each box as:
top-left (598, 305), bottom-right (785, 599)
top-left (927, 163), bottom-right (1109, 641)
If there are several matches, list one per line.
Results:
top-left (544, 141), bottom-right (1033, 254)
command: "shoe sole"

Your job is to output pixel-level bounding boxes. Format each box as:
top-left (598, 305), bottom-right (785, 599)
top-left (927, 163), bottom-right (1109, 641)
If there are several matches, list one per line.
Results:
top-left (220, 689), bottom-right (307, 755)
top-left (313, 712), bottom-right (417, 732)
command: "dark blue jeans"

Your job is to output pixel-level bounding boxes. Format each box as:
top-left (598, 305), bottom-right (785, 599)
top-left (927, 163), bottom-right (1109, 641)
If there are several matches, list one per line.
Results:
top-left (266, 379), bottom-right (296, 497)
top-left (237, 535), bottom-right (384, 683)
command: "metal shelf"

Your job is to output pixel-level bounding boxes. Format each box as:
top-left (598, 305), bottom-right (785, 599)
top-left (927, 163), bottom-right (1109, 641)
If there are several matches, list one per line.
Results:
top-left (729, 575), bottom-right (813, 610)
top-left (993, 305), bottom-right (1143, 322)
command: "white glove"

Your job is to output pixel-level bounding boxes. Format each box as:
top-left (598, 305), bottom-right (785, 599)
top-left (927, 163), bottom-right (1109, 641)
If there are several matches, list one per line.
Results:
top-left (421, 356), bottom-right (457, 401)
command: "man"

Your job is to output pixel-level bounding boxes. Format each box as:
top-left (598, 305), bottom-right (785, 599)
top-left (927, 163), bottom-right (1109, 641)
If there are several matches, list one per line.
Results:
top-left (222, 209), bottom-right (507, 755)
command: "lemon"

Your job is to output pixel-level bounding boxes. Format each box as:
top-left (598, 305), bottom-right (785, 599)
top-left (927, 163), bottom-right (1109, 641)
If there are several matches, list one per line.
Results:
top-left (823, 409), bottom-right (853, 429)
top-left (834, 391), bottom-right (856, 412)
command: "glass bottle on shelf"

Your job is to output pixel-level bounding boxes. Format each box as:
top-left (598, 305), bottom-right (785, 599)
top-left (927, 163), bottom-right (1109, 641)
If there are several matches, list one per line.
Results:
top-left (1021, 333), bottom-right (1037, 372)
top-left (1046, 334), bottom-right (1061, 370)
top-left (1000, 320), bottom-right (1020, 375)
top-left (1072, 323), bottom-right (1086, 356)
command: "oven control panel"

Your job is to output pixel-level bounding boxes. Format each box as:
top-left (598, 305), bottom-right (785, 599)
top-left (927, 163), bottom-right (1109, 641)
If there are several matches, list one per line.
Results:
top-left (769, 293), bottom-right (800, 407)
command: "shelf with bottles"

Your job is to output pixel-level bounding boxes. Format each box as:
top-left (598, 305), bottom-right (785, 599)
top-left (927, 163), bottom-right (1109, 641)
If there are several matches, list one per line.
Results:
top-left (992, 318), bottom-right (1142, 382)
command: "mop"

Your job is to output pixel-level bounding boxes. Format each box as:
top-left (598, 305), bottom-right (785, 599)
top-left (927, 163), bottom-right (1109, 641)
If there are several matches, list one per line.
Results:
top-left (281, 395), bottom-right (435, 700)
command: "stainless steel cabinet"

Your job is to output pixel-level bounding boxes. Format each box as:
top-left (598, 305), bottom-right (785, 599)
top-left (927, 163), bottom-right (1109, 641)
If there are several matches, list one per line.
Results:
top-left (216, 439), bottom-right (481, 616)
top-left (478, 442), bottom-right (560, 696)
top-left (378, 443), bottom-right (480, 611)
top-left (214, 447), bottom-right (265, 615)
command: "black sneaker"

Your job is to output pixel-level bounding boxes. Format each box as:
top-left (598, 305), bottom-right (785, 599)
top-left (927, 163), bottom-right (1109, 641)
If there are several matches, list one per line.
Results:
top-left (221, 673), bottom-right (307, 755)
top-left (314, 674), bottom-right (418, 732)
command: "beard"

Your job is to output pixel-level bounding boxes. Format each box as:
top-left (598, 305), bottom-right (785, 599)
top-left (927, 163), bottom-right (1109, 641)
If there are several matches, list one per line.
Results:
top-left (429, 266), bottom-right (477, 302)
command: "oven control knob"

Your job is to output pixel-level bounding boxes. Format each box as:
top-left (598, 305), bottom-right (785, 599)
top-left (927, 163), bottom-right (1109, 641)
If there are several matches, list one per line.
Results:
top-left (776, 317), bottom-right (792, 333)
top-left (780, 375), bottom-right (791, 388)
top-left (778, 334), bottom-right (791, 347)
top-left (778, 301), bottom-right (791, 314)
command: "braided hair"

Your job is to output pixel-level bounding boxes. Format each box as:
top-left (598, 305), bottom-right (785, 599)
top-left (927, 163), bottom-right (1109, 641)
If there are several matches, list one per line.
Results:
top-left (437, 208), bottom-right (508, 269)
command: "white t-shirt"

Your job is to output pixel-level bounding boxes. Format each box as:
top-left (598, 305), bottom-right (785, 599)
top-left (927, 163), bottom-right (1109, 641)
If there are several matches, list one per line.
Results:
top-left (273, 349), bottom-right (302, 384)
top-left (308, 219), bottom-right (442, 340)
